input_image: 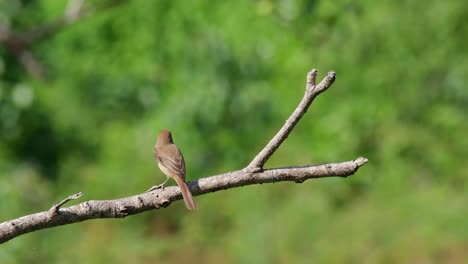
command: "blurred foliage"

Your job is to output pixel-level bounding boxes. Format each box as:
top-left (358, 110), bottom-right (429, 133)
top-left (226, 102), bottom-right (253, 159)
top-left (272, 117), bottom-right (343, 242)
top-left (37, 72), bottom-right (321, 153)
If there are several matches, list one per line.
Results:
top-left (1, 0), bottom-right (467, 263)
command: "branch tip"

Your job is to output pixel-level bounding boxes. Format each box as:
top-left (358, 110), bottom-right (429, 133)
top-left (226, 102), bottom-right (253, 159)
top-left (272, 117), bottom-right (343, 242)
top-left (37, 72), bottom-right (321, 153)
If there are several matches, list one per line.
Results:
top-left (307, 69), bottom-right (318, 86)
top-left (354, 157), bottom-right (368, 167)
top-left (68, 192), bottom-right (83, 199)
top-left (314, 70), bottom-right (336, 93)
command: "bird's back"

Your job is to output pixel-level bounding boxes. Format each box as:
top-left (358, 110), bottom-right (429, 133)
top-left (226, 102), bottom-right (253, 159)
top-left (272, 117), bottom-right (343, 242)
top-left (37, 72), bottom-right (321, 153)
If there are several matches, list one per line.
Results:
top-left (154, 143), bottom-right (186, 179)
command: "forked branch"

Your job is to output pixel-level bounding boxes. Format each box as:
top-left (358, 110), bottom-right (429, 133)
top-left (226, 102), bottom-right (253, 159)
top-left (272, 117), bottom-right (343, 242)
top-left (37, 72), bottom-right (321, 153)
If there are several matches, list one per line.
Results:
top-left (245, 69), bottom-right (335, 172)
top-left (0, 69), bottom-right (367, 244)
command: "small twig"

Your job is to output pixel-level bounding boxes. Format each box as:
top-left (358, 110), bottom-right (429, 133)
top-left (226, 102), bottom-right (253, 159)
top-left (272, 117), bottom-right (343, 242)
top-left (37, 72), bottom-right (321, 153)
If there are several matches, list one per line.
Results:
top-left (48, 192), bottom-right (83, 217)
top-left (245, 70), bottom-right (336, 172)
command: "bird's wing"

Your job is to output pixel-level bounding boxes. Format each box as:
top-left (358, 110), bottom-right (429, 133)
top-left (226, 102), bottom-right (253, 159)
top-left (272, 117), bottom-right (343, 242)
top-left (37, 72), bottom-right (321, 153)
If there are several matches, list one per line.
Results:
top-left (154, 144), bottom-right (186, 178)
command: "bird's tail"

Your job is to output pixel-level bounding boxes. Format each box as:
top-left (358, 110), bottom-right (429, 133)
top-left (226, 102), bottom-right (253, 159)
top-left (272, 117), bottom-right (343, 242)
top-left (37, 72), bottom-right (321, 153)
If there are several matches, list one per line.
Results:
top-left (174, 176), bottom-right (197, 210)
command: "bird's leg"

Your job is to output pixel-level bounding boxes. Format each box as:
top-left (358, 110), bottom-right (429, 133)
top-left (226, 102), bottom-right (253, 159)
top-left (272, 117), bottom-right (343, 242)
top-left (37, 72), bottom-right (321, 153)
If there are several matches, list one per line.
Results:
top-left (146, 176), bottom-right (170, 192)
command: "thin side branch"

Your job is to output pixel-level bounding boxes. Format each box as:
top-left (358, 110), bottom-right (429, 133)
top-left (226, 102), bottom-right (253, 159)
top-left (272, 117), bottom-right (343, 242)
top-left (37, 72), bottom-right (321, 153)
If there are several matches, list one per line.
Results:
top-left (0, 68), bottom-right (368, 244)
top-left (245, 70), bottom-right (336, 172)
top-left (48, 192), bottom-right (83, 217)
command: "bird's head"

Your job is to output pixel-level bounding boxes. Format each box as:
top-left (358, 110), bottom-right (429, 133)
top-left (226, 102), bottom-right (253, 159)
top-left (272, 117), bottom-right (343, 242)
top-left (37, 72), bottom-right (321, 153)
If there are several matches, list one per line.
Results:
top-left (157, 129), bottom-right (173, 144)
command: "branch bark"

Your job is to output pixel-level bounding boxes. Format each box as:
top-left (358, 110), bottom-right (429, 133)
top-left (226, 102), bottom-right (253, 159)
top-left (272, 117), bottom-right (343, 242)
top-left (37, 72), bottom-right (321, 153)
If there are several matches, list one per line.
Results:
top-left (0, 69), bottom-right (368, 244)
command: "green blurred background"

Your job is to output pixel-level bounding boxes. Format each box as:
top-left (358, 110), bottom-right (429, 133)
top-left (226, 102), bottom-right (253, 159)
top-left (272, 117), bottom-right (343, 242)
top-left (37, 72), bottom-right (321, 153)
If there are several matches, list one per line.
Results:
top-left (1, 0), bottom-right (467, 263)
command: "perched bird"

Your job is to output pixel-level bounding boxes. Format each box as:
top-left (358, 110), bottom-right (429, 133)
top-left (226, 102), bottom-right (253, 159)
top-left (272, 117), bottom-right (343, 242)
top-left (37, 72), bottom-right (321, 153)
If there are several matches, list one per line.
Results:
top-left (147, 130), bottom-right (197, 210)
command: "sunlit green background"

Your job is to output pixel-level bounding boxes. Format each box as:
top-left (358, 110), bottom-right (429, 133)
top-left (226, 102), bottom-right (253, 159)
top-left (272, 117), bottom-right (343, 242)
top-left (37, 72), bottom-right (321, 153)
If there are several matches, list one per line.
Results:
top-left (1, 0), bottom-right (467, 263)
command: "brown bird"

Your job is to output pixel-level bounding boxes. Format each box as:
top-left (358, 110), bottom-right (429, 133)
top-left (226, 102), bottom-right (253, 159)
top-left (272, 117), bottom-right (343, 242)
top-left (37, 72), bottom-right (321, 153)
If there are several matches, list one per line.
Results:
top-left (147, 130), bottom-right (197, 210)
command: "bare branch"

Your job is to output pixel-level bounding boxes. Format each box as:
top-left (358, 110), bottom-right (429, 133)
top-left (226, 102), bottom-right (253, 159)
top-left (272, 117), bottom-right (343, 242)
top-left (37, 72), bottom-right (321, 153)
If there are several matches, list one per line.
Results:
top-left (245, 70), bottom-right (336, 172)
top-left (0, 157), bottom-right (367, 244)
top-left (0, 68), bottom-right (368, 244)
